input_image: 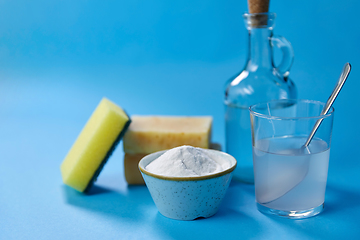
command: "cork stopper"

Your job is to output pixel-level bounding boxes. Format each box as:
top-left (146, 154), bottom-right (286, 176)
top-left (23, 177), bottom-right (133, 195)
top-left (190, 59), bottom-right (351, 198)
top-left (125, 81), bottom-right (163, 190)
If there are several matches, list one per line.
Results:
top-left (248, 0), bottom-right (269, 13)
top-left (247, 0), bottom-right (270, 27)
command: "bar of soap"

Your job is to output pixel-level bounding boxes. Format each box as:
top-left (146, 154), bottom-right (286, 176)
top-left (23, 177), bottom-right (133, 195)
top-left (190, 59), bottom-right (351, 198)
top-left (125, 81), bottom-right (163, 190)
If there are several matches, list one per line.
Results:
top-left (123, 116), bottom-right (212, 154)
top-left (60, 98), bottom-right (131, 193)
top-left (124, 153), bottom-right (148, 185)
top-left (122, 116), bottom-right (213, 185)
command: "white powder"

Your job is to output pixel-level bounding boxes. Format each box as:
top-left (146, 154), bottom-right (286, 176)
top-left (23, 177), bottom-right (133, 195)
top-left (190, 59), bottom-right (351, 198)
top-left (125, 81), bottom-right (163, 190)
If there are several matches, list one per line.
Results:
top-left (145, 145), bottom-right (228, 177)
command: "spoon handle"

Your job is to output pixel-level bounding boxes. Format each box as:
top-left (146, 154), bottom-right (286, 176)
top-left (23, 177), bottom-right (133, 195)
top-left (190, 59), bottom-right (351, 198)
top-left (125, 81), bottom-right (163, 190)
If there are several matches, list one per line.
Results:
top-left (303, 63), bottom-right (351, 147)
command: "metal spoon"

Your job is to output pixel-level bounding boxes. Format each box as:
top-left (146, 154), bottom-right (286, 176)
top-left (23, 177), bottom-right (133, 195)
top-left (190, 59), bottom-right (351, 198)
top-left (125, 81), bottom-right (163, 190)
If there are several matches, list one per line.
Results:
top-left (303, 62), bottom-right (351, 148)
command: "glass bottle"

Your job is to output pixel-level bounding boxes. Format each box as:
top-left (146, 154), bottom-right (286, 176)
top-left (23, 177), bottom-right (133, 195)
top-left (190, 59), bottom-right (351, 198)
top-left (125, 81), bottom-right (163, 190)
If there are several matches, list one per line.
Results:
top-left (225, 13), bottom-right (297, 183)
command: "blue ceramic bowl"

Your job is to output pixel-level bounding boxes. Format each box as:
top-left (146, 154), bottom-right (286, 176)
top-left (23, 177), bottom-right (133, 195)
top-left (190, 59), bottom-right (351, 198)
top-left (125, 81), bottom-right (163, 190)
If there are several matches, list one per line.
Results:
top-left (138, 149), bottom-right (237, 220)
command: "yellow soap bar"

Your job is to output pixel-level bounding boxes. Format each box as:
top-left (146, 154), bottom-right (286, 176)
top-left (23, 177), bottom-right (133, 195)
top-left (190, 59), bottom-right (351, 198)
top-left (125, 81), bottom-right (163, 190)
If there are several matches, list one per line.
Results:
top-left (124, 153), bottom-right (147, 185)
top-left (123, 116), bottom-right (212, 154)
top-left (124, 143), bottom-right (221, 185)
top-left (61, 98), bottom-right (130, 193)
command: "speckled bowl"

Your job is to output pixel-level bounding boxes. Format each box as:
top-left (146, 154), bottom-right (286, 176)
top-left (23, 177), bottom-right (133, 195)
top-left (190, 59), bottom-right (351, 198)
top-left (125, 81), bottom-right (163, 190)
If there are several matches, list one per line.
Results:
top-left (138, 149), bottom-right (237, 221)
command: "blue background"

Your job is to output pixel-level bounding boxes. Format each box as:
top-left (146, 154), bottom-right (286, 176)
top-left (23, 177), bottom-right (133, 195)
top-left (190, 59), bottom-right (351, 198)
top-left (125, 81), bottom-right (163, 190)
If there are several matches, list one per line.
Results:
top-left (1, 0), bottom-right (359, 239)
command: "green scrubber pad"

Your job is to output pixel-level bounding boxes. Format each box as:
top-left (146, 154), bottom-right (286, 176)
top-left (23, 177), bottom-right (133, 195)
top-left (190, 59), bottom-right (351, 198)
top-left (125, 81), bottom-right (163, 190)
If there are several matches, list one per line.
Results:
top-left (60, 98), bottom-right (130, 193)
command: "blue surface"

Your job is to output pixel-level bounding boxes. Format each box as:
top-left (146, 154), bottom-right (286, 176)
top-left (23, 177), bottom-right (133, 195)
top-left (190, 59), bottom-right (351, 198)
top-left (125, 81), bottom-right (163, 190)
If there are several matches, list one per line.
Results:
top-left (1, 0), bottom-right (359, 239)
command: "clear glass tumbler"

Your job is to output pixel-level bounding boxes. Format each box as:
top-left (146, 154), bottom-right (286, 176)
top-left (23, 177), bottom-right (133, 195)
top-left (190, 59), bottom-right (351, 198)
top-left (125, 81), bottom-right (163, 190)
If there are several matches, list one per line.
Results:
top-left (249, 99), bottom-right (334, 219)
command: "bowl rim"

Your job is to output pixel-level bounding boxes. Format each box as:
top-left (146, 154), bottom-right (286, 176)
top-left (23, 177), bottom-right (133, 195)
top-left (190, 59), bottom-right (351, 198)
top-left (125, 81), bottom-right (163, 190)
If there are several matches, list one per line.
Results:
top-left (138, 148), bottom-right (237, 181)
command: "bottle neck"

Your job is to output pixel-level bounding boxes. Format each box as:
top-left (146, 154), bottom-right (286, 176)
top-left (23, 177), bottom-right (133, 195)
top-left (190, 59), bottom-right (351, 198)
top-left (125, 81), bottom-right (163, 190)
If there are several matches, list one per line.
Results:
top-left (246, 27), bottom-right (274, 70)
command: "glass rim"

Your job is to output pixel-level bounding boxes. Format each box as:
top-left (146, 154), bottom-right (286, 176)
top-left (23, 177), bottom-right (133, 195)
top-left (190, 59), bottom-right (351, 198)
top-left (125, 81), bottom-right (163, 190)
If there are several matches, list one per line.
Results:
top-left (249, 99), bottom-right (335, 120)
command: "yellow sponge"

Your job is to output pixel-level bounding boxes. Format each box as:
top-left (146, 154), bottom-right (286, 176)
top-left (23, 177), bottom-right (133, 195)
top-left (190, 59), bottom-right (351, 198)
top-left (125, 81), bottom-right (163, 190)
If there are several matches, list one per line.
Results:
top-left (60, 98), bottom-right (130, 193)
